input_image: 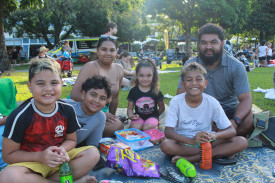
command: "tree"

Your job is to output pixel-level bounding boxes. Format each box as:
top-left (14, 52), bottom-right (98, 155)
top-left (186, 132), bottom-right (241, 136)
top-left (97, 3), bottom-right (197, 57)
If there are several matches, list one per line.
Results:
top-left (5, 0), bottom-right (149, 50)
top-left (0, 0), bottom-right (41, 72)
top-left (146, 0), bottom-right (249, 55)
top-left (4, 0), bottom-right (107, 48)
top-left (110, 0), bottom-right (150, 43)
top-left (246, 0), bottom-right (275, 41)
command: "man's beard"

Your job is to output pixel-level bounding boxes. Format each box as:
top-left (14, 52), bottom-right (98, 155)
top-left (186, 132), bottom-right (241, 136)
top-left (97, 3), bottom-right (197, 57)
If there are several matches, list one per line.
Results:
top-left (199, 46), bottom-right (223, 66)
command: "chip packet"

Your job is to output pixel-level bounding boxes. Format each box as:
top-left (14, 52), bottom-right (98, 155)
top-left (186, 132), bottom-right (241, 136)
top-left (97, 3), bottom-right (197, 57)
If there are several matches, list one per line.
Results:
top-left (106, 146), bottom-right (160, 178)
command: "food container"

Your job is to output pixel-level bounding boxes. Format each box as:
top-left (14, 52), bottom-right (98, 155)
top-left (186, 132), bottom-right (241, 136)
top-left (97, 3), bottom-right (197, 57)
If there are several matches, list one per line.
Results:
top-left (99, 137), bottom-right (130, 155)
top-left (115, 128), bottom-right (153, 151)
top-left (144, 129), bottom-right (165, 144)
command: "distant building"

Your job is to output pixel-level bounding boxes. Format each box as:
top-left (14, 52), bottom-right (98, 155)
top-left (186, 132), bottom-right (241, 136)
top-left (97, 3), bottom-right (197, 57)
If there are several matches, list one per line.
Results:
top-left (5, 33), bottom-right (54, 58)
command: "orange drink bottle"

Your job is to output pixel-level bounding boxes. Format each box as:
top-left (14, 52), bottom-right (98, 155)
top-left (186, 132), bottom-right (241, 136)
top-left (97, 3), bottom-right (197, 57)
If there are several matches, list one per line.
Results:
top-left (200, 142), bottom-right (212, 169)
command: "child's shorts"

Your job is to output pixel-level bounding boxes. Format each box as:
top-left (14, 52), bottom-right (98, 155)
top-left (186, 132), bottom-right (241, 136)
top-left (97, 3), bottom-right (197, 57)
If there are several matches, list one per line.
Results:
top-left (130, 117), bottom-right (159, 128)
top-left (5, 146), bottom-right (97, 178)
top-left (185, 139), bottom-right (216, 148)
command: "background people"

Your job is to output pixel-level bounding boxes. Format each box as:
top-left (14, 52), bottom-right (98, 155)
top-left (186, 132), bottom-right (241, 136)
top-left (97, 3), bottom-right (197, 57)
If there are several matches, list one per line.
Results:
top-left (266, 42), bottom-right (272, 66)
top-left (62, 40), bottom-right (72, 57)
top-left (19, 47), bottom-right (26, 64)
top-left (35, 46), bottom-right (49, 59)
top-left (114, 51), bottom-right (136, 89)
top-left (105, 22), bottom-right (118, 36)
top-left (11, 47), bottom-right (18, 66)
top-left (256, 40), bottom-right (268, 67)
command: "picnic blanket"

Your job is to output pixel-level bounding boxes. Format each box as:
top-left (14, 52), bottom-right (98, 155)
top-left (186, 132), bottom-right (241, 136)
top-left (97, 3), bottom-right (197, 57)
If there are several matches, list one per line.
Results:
top-left (91, 106), bottom-right (275, 182)
top-left (91, 145), bottom-right (275, 182)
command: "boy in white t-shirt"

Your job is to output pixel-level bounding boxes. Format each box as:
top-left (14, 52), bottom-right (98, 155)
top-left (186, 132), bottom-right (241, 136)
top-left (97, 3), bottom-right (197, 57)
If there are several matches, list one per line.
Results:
top-left (160, 62), bottom-right (248, 164)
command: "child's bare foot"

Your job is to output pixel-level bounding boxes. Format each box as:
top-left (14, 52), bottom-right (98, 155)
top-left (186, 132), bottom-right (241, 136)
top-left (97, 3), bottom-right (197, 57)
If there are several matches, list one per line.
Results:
top-left (75, 175), bottom-right (97, 183)
top-left (171, 155), bottom-right (183, 165)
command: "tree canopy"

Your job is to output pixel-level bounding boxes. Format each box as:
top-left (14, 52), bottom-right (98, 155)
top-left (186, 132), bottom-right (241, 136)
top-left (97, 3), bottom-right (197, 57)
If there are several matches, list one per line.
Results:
top-left (146, 0), bottom-right (250, 55)
top-left (1, 0), bottom-right (42, 71)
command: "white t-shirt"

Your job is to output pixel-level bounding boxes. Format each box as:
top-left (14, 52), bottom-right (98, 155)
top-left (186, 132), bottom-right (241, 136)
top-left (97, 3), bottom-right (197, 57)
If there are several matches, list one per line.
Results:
top-left (165, 93), bottom-right (231, 138)
top-left (267, 48), bottom-right (272, 56)
top-left (258, 46), bottom-right (267, 57)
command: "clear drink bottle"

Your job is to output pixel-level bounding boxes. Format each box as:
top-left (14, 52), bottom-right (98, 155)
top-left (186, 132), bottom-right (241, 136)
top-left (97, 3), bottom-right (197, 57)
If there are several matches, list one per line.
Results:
top-left (59, 162), bottom-right (73, 183)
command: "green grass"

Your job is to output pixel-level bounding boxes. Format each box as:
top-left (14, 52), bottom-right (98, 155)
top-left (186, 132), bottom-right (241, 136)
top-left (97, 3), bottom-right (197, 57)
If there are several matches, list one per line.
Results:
top-left (1, 65), bottom-right (274, 115)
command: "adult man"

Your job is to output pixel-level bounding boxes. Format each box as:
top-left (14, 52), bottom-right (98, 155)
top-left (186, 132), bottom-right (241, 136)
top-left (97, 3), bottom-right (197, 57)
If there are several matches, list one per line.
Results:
top-left (19, 47), bottom-right (26, 63)
top-left (177, 23), bottom-right (253, 137)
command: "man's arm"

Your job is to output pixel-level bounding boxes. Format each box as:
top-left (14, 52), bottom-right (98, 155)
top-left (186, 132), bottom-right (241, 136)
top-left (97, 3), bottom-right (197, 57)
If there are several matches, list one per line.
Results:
top-left (176, 77), bottom-right (185, 95)
top-left (157, 100), bottom-right (165, 116)
top-left (231, 92), bottom-right (252, 128)
top-left (211, 125), bottom-right (236, 140)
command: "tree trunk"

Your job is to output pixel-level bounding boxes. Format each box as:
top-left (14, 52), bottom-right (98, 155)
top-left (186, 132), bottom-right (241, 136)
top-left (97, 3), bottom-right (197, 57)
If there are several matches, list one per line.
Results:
top-left (259, 31), bottom-right (263, 42)
top-left (0, 3), bottom-right (11, 72)
top-left (184, 25), bottom-right (191, 57)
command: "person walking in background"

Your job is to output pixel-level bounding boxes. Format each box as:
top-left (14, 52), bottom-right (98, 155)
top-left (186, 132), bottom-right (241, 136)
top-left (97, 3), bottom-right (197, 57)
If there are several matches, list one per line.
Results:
top-left (266, 42), bottom-right (272, 66)
top-left (105, 22), bottom-right (118, 36)
top-left (11, 47), bottom-right (18, 66)
top-left (19, 47), bottom-right (26, 64)
top-left (256, 40), bottom-right (268, 67)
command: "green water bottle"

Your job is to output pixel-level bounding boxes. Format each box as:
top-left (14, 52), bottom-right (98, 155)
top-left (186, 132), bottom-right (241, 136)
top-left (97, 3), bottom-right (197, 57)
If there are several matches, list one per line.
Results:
top-left (59, 162), bottom-right (73, 183)
top-left (176, 158), bottom-right (196, 177)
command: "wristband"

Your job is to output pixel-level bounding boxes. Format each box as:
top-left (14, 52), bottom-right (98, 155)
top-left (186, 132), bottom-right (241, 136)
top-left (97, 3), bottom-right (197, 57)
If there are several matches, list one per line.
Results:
top-left (232, 117), bottom-right (242, 126)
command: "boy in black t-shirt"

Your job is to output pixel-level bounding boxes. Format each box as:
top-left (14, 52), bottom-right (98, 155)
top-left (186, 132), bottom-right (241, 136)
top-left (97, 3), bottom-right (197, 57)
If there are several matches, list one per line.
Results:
top-left (0, 58), bottom-right (98, 183)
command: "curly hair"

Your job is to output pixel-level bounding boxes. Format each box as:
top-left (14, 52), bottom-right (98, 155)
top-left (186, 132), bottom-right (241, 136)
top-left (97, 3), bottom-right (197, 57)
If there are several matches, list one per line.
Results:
top-left (81, 75), bottom-right (111, 99)
top-left (198, 23), bottom-right (225, 42)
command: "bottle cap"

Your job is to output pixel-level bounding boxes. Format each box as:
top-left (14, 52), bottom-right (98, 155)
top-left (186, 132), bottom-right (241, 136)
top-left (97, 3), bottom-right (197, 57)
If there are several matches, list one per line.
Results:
top-left (186, 167), bottom-right (196, 177)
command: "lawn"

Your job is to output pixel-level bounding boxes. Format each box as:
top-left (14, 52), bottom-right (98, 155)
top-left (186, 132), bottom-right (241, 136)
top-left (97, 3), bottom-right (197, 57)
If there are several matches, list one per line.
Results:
top-left (1, 65), bottom-right (274, 115)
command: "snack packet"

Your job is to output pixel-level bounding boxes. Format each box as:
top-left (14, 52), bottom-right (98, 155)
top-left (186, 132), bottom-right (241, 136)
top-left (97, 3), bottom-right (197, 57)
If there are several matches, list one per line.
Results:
top-left (106, 146), bottom-right (160, 178)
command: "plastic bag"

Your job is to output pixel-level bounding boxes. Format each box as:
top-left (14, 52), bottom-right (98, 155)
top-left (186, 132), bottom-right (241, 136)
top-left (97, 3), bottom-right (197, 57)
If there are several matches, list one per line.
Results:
top-left (106, 146), bottom-right (160, 178)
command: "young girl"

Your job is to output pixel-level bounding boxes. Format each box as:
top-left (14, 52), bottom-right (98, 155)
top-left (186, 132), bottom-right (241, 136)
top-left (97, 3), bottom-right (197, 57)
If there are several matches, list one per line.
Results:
top-left (127, 59), bottom-right (165, 131)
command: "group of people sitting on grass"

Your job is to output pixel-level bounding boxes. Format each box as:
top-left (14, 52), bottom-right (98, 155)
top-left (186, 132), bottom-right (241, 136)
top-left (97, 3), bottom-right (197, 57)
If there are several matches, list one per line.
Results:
top-left (0, 23), bottom-right (257, 182)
